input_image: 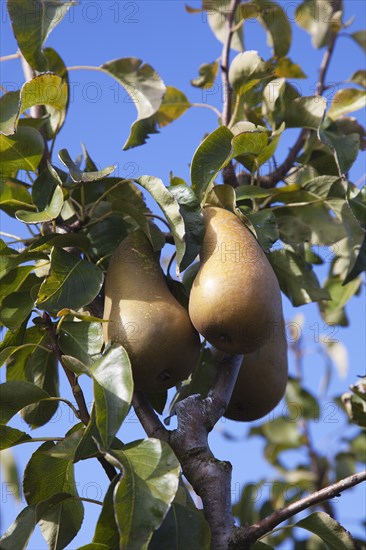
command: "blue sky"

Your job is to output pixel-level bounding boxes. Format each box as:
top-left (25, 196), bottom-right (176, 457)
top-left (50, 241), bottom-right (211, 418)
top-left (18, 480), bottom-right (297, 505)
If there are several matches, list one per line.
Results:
top-left (1, 1), bottom-right (365, 548)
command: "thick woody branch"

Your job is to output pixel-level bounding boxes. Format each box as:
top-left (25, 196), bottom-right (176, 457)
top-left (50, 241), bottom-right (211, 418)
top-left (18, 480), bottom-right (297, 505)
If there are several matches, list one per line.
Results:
top-left (230, 470), bottom-right (366, 549)
top-left (133, 352), bottom-right (242, 550)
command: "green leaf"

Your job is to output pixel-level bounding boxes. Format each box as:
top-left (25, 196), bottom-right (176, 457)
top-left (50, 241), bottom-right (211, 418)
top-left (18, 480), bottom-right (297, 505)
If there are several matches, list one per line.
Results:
top-left (348, 186), bottom-right (366, 226)
top-left (150, 501), bottom-right (211, 550)
top-left (23, 442), bottom-right (84, 549)
top-left (92, 476), bottom-right (120, 549)
top-left (263, 79), bottom-right (326, 130)
top-left (349, 70), bottom-right (366, 89)
top-left (122, 85), bottom-right (191, 150)
top-left (335, 452), bottom-right (356, 481)
top-left (90, 344), bottom-right (133, 449)
top-left (320, 275), bottom-right (362, 326)
top-left (295, 0), bottom-right (337, 48)
top-left (0, 275), bottom-right (38, 331)
top-left (29, 233), bottom-right (90, 253)
top-left (0, 448), bottom-right (21, 501)
top-left (191, 61), bottom-right (219, 88)
top-left (58, 149), bottom-right (115, 182)
top-left (7, 0), bottom-right (75, 71)
top-left (244, 209), bottom-right (279, 252)
top-left (16, 163), bottom-right (64, 223)
top-left (319, 121), bottom-right (360, 176)
top-left (0, 494), bottom-right (74, 550)
top-left (274, 57), bottom-right (307, 78)
top-left (269, 248), bottom-right (330, 306)
top-left (203, 0), bottom-right (243, 52)
top-left (286, 378), bottom-right (320, 420)
top-left (242, 1), bottom-right (291, 57)
top-left (343, 235), bottom-right (366, 285)
top-left (0, 380), bottom-right (50, 424)
top-left (37, 247), bottom-right (103, 313)
top-left (236, 185), bottom-right (273, 200)
top-left (229, 51), bottom-right (272, 95)
top-left (135, 176), bottom-right (187, 271)
top-left (349, 431), bottom-right (366, 462)
top-left (0, 425), bottom-right (32, 450)
top-left (0, 178), bottom-right (33, 216)
top-left (328, 88), bottom-right (366, 120)
top-left (0, 74), bottom-right (68, 136)
top-left (191, 126), bottom-right (234, 199)
top-left (100, 58), bottom-right (166, 149)
top-left (58, 320), bottom-right (103, 367)
top-left (296, 512), bottom-right (356, 549)
top-left (168, 184), bottom-right (204, 271)
top-left (0, 265), bottom-right (34, 304)
top-left (250, 416), bottom-right (305, 448)
top-left (78, 545), bottom-right (110, 550)
top-left (109, 438), bottom-right (180, 549)
top-left (44, 428), bottom-right (84, 460)
top-left (351, 30), bottom-right (366, 52)
top-left (0, 126), bottom-right (44, 177)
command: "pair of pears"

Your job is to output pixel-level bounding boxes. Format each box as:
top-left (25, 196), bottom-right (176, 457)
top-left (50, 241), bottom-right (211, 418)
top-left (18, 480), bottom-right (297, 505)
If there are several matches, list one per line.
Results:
top-left (103, 206), bottom-right (288, 421)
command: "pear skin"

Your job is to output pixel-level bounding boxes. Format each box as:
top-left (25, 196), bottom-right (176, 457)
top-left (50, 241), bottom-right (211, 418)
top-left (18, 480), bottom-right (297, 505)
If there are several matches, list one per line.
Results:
top-left (188, 206), bottom-right (282, 353)
top-left (103, 230), bottom-right (200, 392)
top-left (225, 319), bottom-right (288, 421)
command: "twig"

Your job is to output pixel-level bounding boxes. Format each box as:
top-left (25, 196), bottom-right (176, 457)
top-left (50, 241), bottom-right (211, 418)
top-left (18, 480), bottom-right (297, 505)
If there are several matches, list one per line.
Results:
top-left (43, 313), bottom-right (117, 482)
top-left (0, 52), bottom-right (20, 62)
top-left (230, 471), bottom-right (366, 548)
top-left (191, 103), bottom-right (222, 119)
top-left (258, 7), bottom-right (340, 189)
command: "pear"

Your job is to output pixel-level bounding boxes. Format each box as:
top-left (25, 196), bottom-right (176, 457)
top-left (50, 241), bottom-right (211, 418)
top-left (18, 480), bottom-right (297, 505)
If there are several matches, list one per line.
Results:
top-left (103, 230), bottom-right (200, 392)
top-left (189, 206), bottom-right (282, 353)
top-left (225, 319), bottom-right (288, 421)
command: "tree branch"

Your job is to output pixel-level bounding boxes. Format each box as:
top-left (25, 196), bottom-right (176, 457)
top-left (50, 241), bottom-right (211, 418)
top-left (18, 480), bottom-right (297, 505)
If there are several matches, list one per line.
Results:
top-left (230, 470), bottom-right (366, 548)
top-left (258, 8), bottom-right (340, 189)
top-left (133, 352), bottom-right (242, 550)
top-left (43, 313), bottom-right (117, 482)
top-left (221, 0), bottom-right (240, 188)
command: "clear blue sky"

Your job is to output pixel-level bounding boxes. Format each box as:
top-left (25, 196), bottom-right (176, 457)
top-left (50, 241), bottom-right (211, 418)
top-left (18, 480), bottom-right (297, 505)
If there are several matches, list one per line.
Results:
top-left (1, 1), bottom-right (365, 548)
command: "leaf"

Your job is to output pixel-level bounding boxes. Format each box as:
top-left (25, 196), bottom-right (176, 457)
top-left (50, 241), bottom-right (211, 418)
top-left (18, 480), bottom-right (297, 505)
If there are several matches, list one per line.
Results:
top-left (263, 79), bottom-right (326, 130)
top-left (295, 0), bottom-right (337, 48)
top-left (100, 58), bottom-right (166, 149)
top-left (322, 341), bottom-right (348, 379)
top-left (244, 209), bottom-right (279, 252)
top-left (320, 275), bottom-right (362, 326)
top-left (23, 442), bottom-right (84, 550)
top-left (0, 126), bottom-right (44, 177)
top-left (318, 120), bottom-right (360, 175)
top-left (92, 476), bottom-right (120, 549)
top-left (244, 0), bottom-right (292, 57)
top-left (328, 88), bottom-right (366, 120)
top-left (168, 184), bottom-right (204, 270)
top-left (349, 70), bottom-right (366, 89)
top-left (122, 85), bottom-right (191, 150)
top-left (58, 320), bottom-right (103, 367)
top-left (7, 0), bottom-right (75, 71)
top-left (269, 248), bottom-right (330, 306)
top-left (0, 380), bottom-right (50, 424)
top-left (274, 57), bottom-right (307, 78)
top-left (0, 425), bottom-right (32, 450)
top-left (91, 344), bottom-right (133, 449)
top-left (29, 232), bottom-right (90, 252)
top-left (0, 275), bottom-right (38, 331)
top-left (236, 185), bottom-right (273, 200)
top-left (191, 61), bottom-right (219, 88)
top-left (348, 185), bottom-right (366, 226)
top-left (0, 448), bottom-right (21, 501)
top-left (0, 74), bottom-right (68, 136)
top-left (203, 0), bottom-right (244, 52)
top-left (37, 247), bottom-right (104, 313)
top-left (191, 126), bottom-right (234, 199)
top-left (229, 51), bottom-right (273, 95)
top-left (58, 149), bottom-right (115, 182)
top-left (44, 428), bottom-right (84, 460)
top-left (0, 494), bottom-right (74, 550)
top-left (343, 235), bottom-right (366, 285)
top-left (109, 438), bottom-right (180, 549)
top-left (296, 512), bottom-right (356, 549)
top-left (0, 178), bottom-right (33, 216)
top-left (16, 164), bottom-right (64, 223)
top-left (250, 417), bottom-right (305, 448)
top-left (286, 378), bottom-right (320, 421)
top-left (135, 176), bottom-right (187, 271)
top-left (149, 501), bottom-right (211, 550)
top-left (351, 30), bottom-right (366, 52)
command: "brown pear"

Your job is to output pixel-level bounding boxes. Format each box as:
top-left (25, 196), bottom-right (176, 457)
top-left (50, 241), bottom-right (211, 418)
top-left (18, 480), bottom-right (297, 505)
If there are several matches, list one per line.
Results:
top-left (189, 206), bottom-right (282, 353)
top-left (225, 319), bottom-right (288, 421)
top-left (103, 230), bottom-right (200, 392)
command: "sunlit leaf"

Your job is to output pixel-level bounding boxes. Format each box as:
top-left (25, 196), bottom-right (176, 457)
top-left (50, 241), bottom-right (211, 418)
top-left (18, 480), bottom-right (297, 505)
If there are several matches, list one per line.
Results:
top-left (229, 51), bottom-right (272, 95)
top-left (191, 61), bottom-right (219, 88)
top-left (203, 0), bottom-right (244, 52)
top-left (0, 127), bottom-right (44, 177)
top-left (328, 88), bottom-right (366, 120)
top-left (296, 512), bottom-right (356, 549)
top-left (37, 247), bottom-right (104, 313)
